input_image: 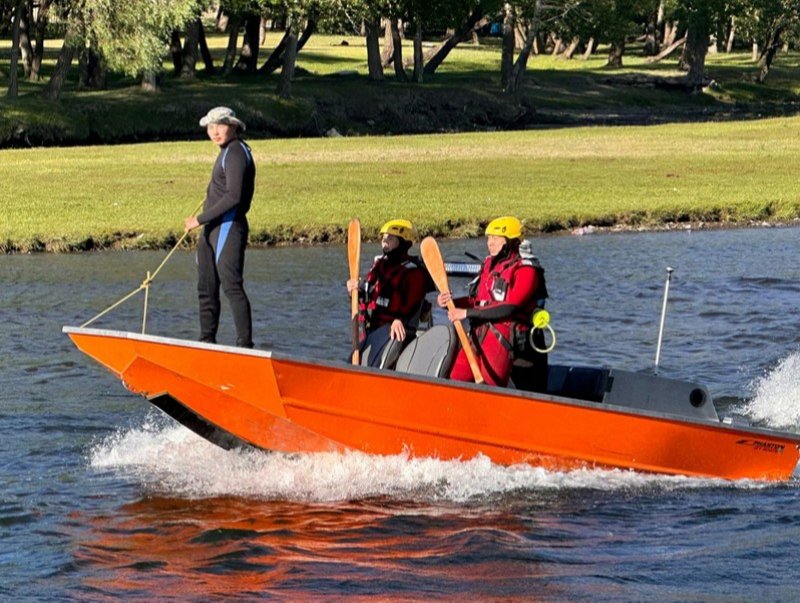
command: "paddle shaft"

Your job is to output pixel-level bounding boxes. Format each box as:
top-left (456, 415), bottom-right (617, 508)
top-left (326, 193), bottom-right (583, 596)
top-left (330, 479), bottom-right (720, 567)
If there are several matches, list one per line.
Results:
top-left (347, 219), bottom-right (361, 365)
top-left (419, 237), bottom-right (484, 384)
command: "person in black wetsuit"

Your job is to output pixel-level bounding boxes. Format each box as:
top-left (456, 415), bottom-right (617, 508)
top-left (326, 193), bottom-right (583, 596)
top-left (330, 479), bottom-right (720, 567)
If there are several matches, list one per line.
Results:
top-left (184, 106), bottom-right (256, 348)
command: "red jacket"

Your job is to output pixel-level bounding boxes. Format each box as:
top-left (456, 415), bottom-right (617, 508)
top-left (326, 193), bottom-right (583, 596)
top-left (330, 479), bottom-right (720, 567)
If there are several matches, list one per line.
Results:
top-left (361, 253), bottom-right (429, 332)
top-left (455, 251), bottom-right (542, 345)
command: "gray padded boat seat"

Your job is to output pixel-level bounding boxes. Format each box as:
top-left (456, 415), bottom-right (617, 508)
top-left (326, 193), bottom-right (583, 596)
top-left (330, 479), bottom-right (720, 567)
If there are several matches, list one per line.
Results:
top-left (395, 324), bottom-right (458, 378)
top-left (360, 324), bottom-right (404, 369)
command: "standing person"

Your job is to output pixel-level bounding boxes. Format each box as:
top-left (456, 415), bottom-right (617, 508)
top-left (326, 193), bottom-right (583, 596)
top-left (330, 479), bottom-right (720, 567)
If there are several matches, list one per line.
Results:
top-left (437, 216), bottom-right (548, 387)
top-left (347, 219), bottom-right (431, 345)
top-left (184, 106), bottom-right (256, 348)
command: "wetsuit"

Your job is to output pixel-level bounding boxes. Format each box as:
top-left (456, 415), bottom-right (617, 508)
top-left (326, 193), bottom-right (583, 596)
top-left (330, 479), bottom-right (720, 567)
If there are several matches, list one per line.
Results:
top-left (360, 250), bottom-right (429, 341)
top-left (196, 138), bottom-right (255, 347)
top-left (449, 249), bottom-right (542, 386)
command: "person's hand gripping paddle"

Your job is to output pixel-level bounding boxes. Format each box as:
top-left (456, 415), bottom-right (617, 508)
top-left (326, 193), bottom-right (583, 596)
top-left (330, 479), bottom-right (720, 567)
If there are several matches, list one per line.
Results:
top-left (420, 236), bottom-right (484, 384)
top-left (347, 218), bottom-right (361, 365)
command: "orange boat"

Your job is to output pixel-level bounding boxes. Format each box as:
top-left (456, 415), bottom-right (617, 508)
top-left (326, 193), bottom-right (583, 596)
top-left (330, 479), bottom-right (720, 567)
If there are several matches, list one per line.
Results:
top-left (64, 325), bottom-right (800, 481)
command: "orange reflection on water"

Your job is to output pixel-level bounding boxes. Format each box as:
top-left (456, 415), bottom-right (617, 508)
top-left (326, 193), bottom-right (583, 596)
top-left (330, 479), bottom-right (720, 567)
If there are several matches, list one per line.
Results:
top-left (72, 495), bottom-right (568, 599)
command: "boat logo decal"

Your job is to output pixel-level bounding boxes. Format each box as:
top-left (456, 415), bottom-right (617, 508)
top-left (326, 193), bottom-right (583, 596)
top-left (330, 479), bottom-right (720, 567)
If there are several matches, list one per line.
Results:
top-left (735, 439), bottom-right (785, 454)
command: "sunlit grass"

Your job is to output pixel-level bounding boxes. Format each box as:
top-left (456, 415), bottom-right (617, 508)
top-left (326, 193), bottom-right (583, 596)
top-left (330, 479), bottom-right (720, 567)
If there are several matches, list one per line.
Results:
top-left (3, 116), bottom-right (800, 251)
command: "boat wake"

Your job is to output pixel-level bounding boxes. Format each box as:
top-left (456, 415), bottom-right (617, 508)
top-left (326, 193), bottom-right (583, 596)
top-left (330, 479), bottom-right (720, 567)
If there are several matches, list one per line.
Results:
top-left (744, 351), bottom-right (800, 430)
top-left (88, 412), bottom-right (766, 502)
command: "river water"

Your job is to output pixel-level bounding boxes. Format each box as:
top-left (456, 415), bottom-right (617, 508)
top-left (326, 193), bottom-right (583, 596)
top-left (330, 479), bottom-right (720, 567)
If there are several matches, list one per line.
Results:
top-left (2, 226), bottom-right (800, 600)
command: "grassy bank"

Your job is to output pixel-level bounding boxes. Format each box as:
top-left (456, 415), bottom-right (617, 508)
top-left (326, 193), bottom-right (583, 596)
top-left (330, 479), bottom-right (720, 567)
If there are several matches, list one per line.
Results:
top-left (3, 116), bottom-right (800, 252)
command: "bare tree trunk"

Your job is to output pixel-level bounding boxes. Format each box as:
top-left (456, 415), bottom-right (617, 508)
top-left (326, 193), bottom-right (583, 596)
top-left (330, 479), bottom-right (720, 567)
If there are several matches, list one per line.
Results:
top-left (423, 5), bottom-right (484, 75)
top-left (607, 41), bottom-right (625, 68)
top-left (390, 18), bottom-right (406, 81)
top-left (381, 18), bottom-right (394, 66)
top-left (222, 15), bottom-right (240, 74)
top-left (236, 12), bottom-right (261, 72)
top-left (181, 18), bottom-right (200, 77)
top-left (19, 1), bottom-right (33, 78)
top-left (664, 21), bottom-right (678, 47)
top-left (684, 19), bottom-right (709, 88)
top-left (7, 2), bottom-right (23, 98)
top-left (41, 23), bottom-right (78, 101)
top-left (141, 70), bottom-right (158, 92)
top-left (198, 21), bottom-right (215, 74)
top-left (645, 36), bottom-right (686, 63)
top-left (726, 17), bottom-right (735, 53)
top-left (500, 3), bottom-right (515, 90)
top-left (580, 38), bottom-right (595, 60)
top-left (752, 41), bottom-right (758, 62)
top-left (757, 26), bottom-right (785, 83)
top-left (551, 35), bottom-right (564, 55)
top-left (79, 46), bottom-right (105, 89)
top-left (561, 37), bottom-right (580, 59)
top-left (508, 25), bottom-right (536, 93)
top-left (365, 16), bottom-right (384, 81)
top-left (30, 0), bottom-right (51, 81)
top-left (260, 18), bottom-right (314, 75)
top-left (412, 21), bottom-right (423, 83)
top-left (260, 29), bottom-right (290, 74)
top-left (170, 30), bottom-right (183, 74)
top-left (278, 21), bottom-right (298, 98)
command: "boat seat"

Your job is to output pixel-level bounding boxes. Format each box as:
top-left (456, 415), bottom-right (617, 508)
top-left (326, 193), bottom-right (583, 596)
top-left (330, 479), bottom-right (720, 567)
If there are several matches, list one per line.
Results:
top-left (360, 324), bottom-right (404, 370)
top-left (546, 365), bottom-right (611, 403)
top-left (395, 324), bottom-right (457, 378)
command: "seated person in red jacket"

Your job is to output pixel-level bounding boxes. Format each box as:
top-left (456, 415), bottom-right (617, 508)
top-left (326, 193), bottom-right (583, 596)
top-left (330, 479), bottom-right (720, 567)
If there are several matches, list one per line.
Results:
top-left (437, 216), bottom-right (547, 387)
top-left (347, 219), bottom-right (431, 345)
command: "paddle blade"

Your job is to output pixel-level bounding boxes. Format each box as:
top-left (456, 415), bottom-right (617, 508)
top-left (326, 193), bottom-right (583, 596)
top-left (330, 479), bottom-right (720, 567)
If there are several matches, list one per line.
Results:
top-left (420, 236), bottom-right (484, 384)
top-left (347, 218), bottom-right (361, 281)
top-left (419, 236), bottom-right (449, 295)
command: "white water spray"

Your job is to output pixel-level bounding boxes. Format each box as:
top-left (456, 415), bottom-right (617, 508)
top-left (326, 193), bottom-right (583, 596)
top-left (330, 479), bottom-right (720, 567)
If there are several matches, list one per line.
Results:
top-left (744, 352), bottom-right (800, 429)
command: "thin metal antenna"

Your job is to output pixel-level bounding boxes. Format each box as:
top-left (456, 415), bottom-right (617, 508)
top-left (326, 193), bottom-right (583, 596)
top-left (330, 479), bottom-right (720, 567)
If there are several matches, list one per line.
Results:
top-left (654, 267), bottom-right (674, 374)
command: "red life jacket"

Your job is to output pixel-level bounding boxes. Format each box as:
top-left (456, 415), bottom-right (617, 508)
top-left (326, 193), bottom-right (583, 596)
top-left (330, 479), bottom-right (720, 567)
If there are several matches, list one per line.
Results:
top-left (360, 254), bottom-right (427, 332)
top-left (471, 252), bottom-right (545, 351)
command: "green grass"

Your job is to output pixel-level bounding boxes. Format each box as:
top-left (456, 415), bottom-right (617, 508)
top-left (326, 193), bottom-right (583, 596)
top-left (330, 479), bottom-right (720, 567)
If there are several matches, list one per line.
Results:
top-left (3, 116), bottom-right (800, 252)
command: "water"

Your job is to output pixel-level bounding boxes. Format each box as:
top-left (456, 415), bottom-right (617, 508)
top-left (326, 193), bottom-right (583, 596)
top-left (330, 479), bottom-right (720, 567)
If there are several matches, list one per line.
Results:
top-left (2, 226), bottom-right (800, 600)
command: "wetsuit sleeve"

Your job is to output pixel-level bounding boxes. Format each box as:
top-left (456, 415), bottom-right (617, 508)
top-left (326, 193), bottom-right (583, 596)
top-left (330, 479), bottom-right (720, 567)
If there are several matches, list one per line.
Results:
top-left (465, 265), bottom-right (537, 322)
top-left (197, 142), bottom-right (249, 224)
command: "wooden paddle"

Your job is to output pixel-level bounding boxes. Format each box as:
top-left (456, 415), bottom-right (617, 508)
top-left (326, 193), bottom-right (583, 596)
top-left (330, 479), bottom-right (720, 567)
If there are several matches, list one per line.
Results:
top-left (347, 218), bottom-right (362, 365)
top-left (419, 236), bottom-right (484, 384)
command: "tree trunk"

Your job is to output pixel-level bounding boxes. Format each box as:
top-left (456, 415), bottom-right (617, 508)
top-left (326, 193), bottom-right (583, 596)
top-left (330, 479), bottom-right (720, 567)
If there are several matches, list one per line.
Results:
top-left (684, 19), bottom-right (709, 88)
top-left (198, 20), bottom-right (215, 74)
top-left (423, 5), bottom-right (484, 75)
top-left (390, 18), bottom-right (406, 81)
top-left (500, 3), bottom-right (515, 90)
top-left (7, 2), bottom-right (23, 98)
top-left (664, 21), bottom-right (678, 47)
top-left (508, 22), bottom-right (537, 94)
top-left (752, 41), bottom-right (758, 62)
top-left (141, 70), bottom-right (158, 92)
top-left (41, 24), bottom-right (78, 101)
top-left (757, 26), bottom-right (785, 83)
top-left (412, 21), bottom-right (423, 83)
top-left (561, 37), bottom-right (580, 59)
top-left (365, 16), bottom-right (384, 81)
top-left (278, 21), bottom-right (298, 98)
top-left (259, 29), bottom-right (290, 74)
top-left (382, 18), bottom-right (394, 66)
top-left (79, 46), bottom-right (105, 89)
top-left (19, 1), bottom-right (32, 78)
top-left (170, 30), bottom-right (183, 74)
top-left (235, 12), bottom-right (261, 72)
top-left (30, 0), bottom-right (51, 81)
top-left (181, 18), bottom-right (200, 78)
top-left (222, 15), bottom-right (240, 74)
top-left (725, 17), bottom-right (735, 53)
top-left (580, 38), bottom-right (595, 60)
top-left (607, 41), bottom-right (625, 68)
top-left (645, 36), bottom-right (686, 64)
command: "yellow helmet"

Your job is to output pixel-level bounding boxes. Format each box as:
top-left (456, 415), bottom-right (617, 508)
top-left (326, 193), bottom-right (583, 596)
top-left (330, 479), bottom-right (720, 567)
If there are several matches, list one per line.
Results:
top-left (379, 219), bottom-right (417, 243)
top-left (485, 216), bottom-right (523, 240)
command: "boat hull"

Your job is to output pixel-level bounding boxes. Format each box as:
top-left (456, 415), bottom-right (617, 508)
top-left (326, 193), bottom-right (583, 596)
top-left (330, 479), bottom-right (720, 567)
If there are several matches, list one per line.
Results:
top-left (65, 327), bottom-right (800, 481)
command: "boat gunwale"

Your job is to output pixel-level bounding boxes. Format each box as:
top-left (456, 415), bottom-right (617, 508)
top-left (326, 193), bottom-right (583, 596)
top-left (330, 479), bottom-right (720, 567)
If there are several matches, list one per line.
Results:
top-left (62, 325), bottom-right (800, 446)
